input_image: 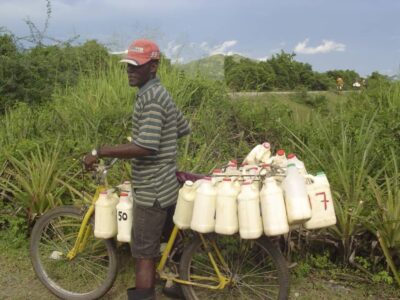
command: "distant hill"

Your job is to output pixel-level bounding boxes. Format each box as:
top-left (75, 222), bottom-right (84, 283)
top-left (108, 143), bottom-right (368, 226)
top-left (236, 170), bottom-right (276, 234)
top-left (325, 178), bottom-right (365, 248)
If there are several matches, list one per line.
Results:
top-left (176, 54), bottom-right (246, 80)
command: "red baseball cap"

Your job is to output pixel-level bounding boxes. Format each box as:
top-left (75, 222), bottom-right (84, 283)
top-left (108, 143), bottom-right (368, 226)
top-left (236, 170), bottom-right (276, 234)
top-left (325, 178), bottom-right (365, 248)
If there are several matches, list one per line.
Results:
top-left (120, 39), bottom-right (161, 66)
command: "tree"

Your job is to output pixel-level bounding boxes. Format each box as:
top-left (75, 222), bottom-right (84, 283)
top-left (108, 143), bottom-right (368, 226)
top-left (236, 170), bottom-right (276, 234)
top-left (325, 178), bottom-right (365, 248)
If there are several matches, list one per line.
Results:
top-left (326, 69), bottom-right (360, 90)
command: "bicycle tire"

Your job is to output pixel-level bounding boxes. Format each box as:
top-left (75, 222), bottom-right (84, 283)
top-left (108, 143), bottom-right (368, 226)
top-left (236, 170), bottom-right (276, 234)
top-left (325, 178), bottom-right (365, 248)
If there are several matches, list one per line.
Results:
top-left (179, 234), bottom-right (289, 300)
top-left (30, 206), bottom-right (118, 300)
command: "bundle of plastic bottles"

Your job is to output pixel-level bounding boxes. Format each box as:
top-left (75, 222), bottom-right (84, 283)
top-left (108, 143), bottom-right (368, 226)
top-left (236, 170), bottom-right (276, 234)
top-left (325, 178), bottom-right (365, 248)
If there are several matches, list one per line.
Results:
top-left (93, 181), bottom-right (134, 242)
top-left (173, 142), bottom-right (337, 239)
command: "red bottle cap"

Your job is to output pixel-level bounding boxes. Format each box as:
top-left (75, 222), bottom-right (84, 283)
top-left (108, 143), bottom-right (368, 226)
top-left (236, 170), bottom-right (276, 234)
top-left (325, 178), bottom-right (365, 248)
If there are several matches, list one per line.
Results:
top-left (277, 149), bottom-right (285, 156)
top-left (287, 153), bottom-right (296, 159)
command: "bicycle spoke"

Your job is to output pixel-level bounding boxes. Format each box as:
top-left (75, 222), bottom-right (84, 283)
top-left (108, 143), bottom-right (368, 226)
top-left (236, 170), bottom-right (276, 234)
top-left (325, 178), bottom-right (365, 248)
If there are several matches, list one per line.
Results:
top-left (32, 208), bottom-right (116, 296)
top-left (180, 235), bottom-right (286, 300)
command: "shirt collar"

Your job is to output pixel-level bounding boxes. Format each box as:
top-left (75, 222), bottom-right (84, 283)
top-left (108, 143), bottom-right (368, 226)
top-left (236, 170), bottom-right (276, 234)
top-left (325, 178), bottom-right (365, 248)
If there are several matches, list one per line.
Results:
top-left (137, 77), bottom-right (160, 97)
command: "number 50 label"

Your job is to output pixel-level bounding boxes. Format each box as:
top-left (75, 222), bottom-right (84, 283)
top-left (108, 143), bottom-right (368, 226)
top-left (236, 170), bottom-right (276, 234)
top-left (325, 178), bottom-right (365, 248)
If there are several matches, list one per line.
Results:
top-left (118, 211), bottom-right (128, 221)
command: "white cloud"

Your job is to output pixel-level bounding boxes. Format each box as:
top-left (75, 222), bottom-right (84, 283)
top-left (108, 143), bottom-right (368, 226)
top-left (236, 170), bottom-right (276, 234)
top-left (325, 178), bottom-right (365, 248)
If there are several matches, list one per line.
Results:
top-left (294, 39), bottom-right (346, 54)
top-left (209, 40), bottom-right (238, 55)
top-left (193, 40), bottom-right (240, 56)
top-left (165, 41), bottom-right (183, 56)
top-left (164, 41), bottom-right (185, 63)
top-left (257, 56), bottom-right (269, 61)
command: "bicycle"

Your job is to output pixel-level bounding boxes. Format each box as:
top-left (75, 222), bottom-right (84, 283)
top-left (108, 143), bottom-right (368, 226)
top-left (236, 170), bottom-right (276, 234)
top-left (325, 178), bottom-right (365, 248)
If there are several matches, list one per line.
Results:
top-left (30, 158), bottom-right (290, 300)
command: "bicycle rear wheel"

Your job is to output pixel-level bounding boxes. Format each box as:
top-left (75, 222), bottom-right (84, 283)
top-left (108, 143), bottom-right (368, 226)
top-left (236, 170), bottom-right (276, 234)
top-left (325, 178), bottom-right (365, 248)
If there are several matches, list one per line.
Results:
top-left (30, 206), bottom-right (118, 300)
top-left (179, 234), bottom-right (289, 300)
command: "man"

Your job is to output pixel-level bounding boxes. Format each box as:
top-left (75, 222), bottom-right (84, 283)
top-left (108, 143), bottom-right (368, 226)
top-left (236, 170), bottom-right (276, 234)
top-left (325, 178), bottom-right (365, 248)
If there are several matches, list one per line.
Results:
top-left (84, 39), bottom-right (190, 300)
top-left (336, 77), bottom-right (344, 91)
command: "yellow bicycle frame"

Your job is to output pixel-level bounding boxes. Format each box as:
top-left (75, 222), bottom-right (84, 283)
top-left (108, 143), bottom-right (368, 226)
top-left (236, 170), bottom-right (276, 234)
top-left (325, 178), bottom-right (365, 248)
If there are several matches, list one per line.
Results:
top-left (66, 185), bottom-right (106, 260)
top-left (157, 226), bottom-right (230, 290)
top-left (67, 185), bottom-right (230, 290)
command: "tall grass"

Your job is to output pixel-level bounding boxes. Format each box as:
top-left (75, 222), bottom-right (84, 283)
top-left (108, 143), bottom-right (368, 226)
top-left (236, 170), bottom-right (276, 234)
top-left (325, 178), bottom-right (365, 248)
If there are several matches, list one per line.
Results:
top-left (0, 141), bottom-right (78, 224)
top-left (0, 56), bottom-right (235, 222)
top-left (1, 44), bottom-right (399, 286)
top-left (284, 109), bottom-right (379, 262)
top-left (366, 151), bottom-right (400, 285)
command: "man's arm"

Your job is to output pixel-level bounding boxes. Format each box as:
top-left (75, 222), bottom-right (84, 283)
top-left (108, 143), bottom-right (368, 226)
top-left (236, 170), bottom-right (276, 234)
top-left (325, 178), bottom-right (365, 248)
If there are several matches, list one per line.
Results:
top-left (83, 143), bottom-right (154, 170)
top-left (98, 143), bottom-right (154, 159)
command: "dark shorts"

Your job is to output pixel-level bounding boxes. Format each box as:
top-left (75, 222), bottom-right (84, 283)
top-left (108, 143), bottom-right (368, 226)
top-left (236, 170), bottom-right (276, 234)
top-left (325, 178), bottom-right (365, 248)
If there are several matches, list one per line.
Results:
top-left (130, 200), bottom-right (175, 258)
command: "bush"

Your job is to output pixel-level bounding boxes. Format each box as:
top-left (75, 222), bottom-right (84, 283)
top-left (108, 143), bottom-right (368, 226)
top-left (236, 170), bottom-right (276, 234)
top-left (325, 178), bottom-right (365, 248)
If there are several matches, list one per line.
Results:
top-left (0, 35), bottom-right (110, 112)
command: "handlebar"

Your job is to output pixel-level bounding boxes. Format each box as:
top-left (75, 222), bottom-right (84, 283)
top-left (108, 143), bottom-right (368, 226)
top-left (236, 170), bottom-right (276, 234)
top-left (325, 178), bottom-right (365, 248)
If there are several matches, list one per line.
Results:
top-left (82, 157), bottom-right (119, 185)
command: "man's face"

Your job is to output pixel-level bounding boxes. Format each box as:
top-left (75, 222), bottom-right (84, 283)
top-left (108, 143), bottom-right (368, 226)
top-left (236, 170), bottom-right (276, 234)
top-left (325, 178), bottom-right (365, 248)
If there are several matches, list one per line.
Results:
top-left (126, 61), bottom-right (157, 88)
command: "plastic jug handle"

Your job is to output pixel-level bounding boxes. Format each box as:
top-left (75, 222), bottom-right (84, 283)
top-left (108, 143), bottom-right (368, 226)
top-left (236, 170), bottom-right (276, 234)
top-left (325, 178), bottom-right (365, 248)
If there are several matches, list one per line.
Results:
top-left (304, 174), bottom-right (315, 184)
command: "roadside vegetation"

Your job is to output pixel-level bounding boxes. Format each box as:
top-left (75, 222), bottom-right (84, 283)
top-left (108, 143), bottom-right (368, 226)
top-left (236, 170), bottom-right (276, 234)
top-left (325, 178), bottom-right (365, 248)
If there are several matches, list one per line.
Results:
top-left (0, 10), bottom-right (399, 297)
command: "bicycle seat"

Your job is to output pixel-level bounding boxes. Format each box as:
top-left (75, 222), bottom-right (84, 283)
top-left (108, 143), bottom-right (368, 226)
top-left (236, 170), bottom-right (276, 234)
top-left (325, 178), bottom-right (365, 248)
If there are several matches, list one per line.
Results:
top-left (175, 171), bottom-right (205, 184)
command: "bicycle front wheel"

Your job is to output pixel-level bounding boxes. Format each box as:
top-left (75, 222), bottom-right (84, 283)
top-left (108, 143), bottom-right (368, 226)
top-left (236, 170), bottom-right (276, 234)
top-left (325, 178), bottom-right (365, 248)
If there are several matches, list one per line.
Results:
top-left (30, 206), bottom-right (118, 300)
top-left (179, 234), bottom-right (289, 300)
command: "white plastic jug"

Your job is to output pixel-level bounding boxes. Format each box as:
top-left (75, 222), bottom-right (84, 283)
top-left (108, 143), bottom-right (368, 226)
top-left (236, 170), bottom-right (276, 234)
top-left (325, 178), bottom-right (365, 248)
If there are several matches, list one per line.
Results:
top-left (258, 163), bottom-right (271, 176)
top-left (260, 177), bottom-right (289, 236)
top-left (211, 169), bottom-right (224, 185)
top-left (225, 160), bottom-right (241, 176)
top-left (237, 181), bottom-right (263, 239)
top-left (118, 180), bottom-right (132, 192)
top-left (259, 142), bottom-right (272, 163)
top-left (215, 178), bottom-right (240, 235)
top-left (282, 164), bottom-right (312, 224)
top-left (304, 172), bottom-right (337, 229)
top-left (116, 191), bottom-right (133, 242)
top-left (94, 190), bottom-right (118, 239)
top-left (173, 181), bottom-right (196, 229)
top-left (241, 165), bottom-right (261, 189)
top-left (287, 154), bottom-right (307, 175)
top-left (243, 142), bottom-right (271, 165)
top-left (273, 149), bottom-right (287, 169)
top-left (190, 177), bottom-right (217, 233)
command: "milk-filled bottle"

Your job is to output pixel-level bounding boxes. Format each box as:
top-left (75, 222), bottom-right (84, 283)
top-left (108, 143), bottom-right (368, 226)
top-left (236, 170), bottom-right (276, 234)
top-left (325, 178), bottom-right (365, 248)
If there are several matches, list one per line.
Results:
top-left (260, 177), bottom-right (289, 236)
top-left (94, 190), bottom-right (118, 239)
top-left (225, 160), bottom-right (241, 176)
top-left (242, 166), bottom-right (261, 189)
top-left (118, 180), bottom-right (132, 192)
top-left (259, 163), bottom-right (271, 176)
top-left (226, 159), bottom-right (237, 170)
top-left (273, 149), bottom-right (287, 169)
top-left (190, 177), bottom-right (217, 233)
top-left (239, 162), bottom-right (248, 174)
top-left (211, 169), bottom-right (224, 185)
top-left (304, 172), bottom-right (337, 229)
top-left (116, 191), bottom-right (133, 242)
top-left (287, 154), bottom-right (307, 176)
top-left (173, 181), bottom-right (196, 229)
top-left (237, 181), bottom-right (263, 239)
top-left (243, 142), bottom-right (271, 165)
top-left (259, 142), bottom-right (272, 163)
top-left (282, 164), bottom-right (312, 224)
top-left (215, 178), bottom-right (240, 235)
top-left (243, 145), bottom-right (260, 165)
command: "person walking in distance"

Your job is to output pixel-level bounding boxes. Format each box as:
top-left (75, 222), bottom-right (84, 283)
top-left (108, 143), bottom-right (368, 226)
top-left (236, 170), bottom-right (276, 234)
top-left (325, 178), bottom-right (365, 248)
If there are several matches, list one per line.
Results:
top-left (336, 76), bottom-right (344, 92)
top-left (84, 39), bottom-right (190, 300)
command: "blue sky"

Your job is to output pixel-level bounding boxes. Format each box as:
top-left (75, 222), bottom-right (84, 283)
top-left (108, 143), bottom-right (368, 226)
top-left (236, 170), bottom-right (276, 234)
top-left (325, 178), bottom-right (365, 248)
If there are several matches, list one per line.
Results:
top-left (1, 0), bottom-right (400, 77)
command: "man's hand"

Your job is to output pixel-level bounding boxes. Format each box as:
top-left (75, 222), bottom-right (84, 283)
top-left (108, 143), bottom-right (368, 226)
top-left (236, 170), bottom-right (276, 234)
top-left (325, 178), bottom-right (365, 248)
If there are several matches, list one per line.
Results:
top-left (83, 153), bottom-right (98, 171)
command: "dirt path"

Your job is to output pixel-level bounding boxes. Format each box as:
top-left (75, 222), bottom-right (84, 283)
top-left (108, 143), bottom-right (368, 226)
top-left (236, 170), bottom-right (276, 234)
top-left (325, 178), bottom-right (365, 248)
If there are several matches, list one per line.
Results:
top-left (1, 242), bottom-right (398, 300)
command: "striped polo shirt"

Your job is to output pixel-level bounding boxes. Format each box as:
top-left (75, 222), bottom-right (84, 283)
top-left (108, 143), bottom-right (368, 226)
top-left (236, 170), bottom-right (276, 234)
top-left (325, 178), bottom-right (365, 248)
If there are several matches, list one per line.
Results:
top-left (131, 77), bottom-right (190, 208)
